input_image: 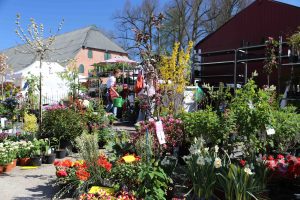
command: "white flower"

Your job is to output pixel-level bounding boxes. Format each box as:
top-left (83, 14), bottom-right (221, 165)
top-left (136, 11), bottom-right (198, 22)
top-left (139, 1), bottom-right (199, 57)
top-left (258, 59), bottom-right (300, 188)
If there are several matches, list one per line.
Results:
top-left (214, 157), bottom-right (222, 168)
top-left (196, 156), bottom-right (205, 166)
top-left (204, 147), bottom-right (209, 153)
top-left (214, 145), bottom-right (219, 153)
top-left (244, 167), bottom-right (253, 175)
top-left (204, 157), bottom-right (212, 164)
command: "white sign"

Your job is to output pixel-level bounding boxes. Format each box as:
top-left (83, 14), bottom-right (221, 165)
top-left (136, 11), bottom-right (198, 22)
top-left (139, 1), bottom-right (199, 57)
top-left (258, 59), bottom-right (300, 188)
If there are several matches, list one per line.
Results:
top-left (155, 120), bottom-right (166, 144)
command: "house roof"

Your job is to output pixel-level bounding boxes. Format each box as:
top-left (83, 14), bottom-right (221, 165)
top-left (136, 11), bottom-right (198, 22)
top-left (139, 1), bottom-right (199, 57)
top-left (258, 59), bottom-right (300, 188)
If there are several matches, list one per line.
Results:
top-left (195, 0), bottom-right (300, 49)
top-left (1, 26), bottom-right (126, 72)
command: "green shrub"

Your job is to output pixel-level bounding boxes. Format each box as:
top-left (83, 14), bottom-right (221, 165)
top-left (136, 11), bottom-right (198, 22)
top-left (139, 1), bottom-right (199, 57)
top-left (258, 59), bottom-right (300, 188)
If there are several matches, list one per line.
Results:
top-left (271, 106), bottom-right (300, 152)
top-left (41, 108), bottom-right (86, 144)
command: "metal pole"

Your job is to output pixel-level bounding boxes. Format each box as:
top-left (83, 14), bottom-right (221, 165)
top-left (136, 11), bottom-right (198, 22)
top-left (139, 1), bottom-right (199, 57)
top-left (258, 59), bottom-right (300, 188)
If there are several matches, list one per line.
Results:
top-left (234, 50), bottom-right (237, 93)
top-left (278, 36), bottom-right (282, 94)
top-left (245, 49), bottom-right (248, 84)
top-left (122, 63), bottom-right (124, 84)
top-left (39, 59), bottom-right (42, 134)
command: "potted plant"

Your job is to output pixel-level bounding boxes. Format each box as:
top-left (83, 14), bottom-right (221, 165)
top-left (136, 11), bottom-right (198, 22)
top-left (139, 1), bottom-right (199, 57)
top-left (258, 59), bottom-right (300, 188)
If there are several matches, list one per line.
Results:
top-left (1, 140), bottom-right (18, 172)
top-left (17, 140), bottom-right (33, 166)
top-left (30, 138), bottom-right (42, 166)
top-left (53, 137), bottom-right (66, 159)
top-left (42, 138), bottom-right (56, 164)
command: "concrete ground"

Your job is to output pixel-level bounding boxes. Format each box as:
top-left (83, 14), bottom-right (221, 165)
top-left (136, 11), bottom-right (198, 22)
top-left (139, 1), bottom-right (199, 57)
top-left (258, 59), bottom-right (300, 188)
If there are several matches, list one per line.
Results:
top-left (0, 164), bottom-right (60, 200)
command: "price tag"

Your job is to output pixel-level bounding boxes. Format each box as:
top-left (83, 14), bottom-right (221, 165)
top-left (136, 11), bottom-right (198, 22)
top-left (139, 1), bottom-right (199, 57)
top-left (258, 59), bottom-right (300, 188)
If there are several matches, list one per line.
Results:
top-left (155, 120), bottom-right (166, 144)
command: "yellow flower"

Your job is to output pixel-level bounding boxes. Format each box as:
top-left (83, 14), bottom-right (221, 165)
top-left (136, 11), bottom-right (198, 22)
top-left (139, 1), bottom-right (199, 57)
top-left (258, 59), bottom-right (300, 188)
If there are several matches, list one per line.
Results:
top-left (122, 155), bottom-right (136, 163)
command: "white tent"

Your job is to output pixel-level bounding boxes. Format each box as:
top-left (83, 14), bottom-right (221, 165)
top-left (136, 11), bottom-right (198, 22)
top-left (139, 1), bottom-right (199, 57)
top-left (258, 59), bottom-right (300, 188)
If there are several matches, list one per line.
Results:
top-left (12, 61), bottom-right (69, 103)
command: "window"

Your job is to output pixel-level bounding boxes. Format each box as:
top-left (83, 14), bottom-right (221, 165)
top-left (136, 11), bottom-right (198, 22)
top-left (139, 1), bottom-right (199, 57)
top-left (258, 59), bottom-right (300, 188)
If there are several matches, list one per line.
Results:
top-left (79, 64), bottom-right (85, 74)
top-left (104, 52), bottom-right (111, 60)
top-left (88, 49), bottom-right (93, 59)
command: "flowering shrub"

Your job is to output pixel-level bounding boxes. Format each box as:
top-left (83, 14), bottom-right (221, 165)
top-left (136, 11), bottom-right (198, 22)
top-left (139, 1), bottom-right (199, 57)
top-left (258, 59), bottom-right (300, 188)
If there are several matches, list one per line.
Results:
top-left (134, 116), bottom-right (184, 155)
top-left (17, 140), bottom-right (34, 158)
top-left (23, 112), bottom-right (38, 134)
top-left (264, 154), bottom-right (300, 178)
top-left (0, 140), bottom-right (18, 165)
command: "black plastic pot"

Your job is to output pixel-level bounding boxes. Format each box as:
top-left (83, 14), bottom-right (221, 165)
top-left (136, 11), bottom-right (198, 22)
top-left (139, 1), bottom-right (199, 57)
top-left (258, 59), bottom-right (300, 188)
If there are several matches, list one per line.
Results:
top-left (55, 149), bottom-right (66, 159)
top-left (43, 154), bottom-right (56, 164)
top-left (60, 140), bottom-right (73, 156)
top-left (30, 156), bottom-right (42, 166)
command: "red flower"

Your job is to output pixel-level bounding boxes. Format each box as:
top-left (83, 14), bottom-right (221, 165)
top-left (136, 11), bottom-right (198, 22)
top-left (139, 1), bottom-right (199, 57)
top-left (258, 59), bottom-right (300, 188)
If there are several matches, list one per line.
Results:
top-left (76, 169), bottom-right (90, 181)
top-left (277, 154), bottom-right (284, 160)
top-left (239, 159), bottom-right (246, 167)
top-left (54, 160), bottom-right (62, 166)
top-left (56, 170), bottom-right (68, 177)
top-left (62, 160), bottom-right (73, 168)
top-left (268, 155), bottom-right (274, 160)
top-left (97, 155), bottom-right (112, 172)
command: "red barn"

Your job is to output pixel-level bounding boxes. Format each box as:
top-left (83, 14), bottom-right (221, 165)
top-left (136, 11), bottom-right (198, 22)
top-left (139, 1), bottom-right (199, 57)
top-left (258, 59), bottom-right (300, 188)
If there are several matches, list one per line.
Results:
top-left (194, 0), bottom-right (300, 93)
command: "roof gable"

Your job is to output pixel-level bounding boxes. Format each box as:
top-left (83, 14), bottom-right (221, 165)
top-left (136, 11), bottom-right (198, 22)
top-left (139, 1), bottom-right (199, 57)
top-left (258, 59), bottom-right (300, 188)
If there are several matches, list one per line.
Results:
top-left (1, 26), bottom-right (126, 72)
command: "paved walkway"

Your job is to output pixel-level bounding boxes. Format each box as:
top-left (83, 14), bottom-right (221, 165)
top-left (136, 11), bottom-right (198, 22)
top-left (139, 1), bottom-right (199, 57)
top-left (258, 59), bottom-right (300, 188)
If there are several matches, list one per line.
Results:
top-left (0, 164), bottom-right (59, 200)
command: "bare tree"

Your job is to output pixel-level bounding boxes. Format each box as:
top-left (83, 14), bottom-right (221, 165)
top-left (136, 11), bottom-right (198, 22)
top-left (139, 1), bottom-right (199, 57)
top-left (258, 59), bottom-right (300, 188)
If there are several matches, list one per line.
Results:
top-left (15, 14), bottom-right (64, 132)
top-left (114, 0), bottom-right (162, 57)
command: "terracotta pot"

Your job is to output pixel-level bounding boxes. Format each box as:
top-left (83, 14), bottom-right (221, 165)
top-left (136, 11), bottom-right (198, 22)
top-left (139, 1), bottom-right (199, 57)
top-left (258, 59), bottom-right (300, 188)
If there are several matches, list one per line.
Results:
top-left (18, 157), bottom-right (30, 166)
top-left (12, 159), bottom-right (17, 168)
top-left (4, 162), bottom-right (15, 172)
top-left (0, 165), bottom-right (4, 174)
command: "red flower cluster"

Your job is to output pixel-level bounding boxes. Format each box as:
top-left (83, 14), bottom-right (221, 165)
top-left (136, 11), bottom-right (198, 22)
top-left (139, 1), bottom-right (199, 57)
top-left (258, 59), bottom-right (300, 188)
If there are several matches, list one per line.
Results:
top-left (97, 155), bottom-right (112, 172)
top-left (56, 169), bottom-right (68, 177)
top-left (264, 154), bottom-right (300, 178)
top-left (76, 169), bottom-right (90, 181)
top-left (54, 159), bottom-right (73, 168)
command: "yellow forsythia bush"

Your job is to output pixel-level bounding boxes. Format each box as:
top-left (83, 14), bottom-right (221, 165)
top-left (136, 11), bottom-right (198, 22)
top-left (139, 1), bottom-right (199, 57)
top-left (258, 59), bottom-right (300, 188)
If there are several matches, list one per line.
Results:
top-left (23, 112), bottom-right (38, 133)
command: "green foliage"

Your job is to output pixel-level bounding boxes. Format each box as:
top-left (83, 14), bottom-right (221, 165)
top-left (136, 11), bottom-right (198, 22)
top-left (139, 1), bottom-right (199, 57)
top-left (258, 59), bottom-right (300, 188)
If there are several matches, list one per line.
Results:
top-left (271, 106), bottom-right (300, 152)
top-left (217, 164), bottom-right (261, 200)
top-left (41, 108), bottom-right (86, 144)
top-left (75, 133), bottom-right (99, 167)
top-left (181, 107), bottom-right (221, 144)
top-left (110, 162), bottom-right (142, 193)
top-left (137, 160), bottom-right (171, 200)
top-left (288, 27), bottom-right (300, 51)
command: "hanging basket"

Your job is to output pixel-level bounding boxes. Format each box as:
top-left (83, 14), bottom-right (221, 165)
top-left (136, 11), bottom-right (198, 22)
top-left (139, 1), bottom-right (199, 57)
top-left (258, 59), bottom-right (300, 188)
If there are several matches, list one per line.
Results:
top-left (113, 97), bottom-right (124, 108)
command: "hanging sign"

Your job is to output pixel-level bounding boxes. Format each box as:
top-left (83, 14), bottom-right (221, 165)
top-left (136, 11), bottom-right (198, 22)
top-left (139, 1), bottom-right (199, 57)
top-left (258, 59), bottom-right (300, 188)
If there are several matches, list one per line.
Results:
top-left (266, 125), bottom-right (275, 136)
top-left (155, 120), bottom-right (166, 144)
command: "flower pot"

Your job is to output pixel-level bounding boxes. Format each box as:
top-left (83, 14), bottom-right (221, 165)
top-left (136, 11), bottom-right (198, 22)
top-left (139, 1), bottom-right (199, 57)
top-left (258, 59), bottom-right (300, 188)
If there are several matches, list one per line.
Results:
top-left (12, 159), bottom-right (17, 168)
top-left (59, 140), bottom-right (73, 156)
top-left (18, 157), bottom-right (30, 166)
top-left (55, 149), bottom-right (66, 159)
top-left (0, 165), bottom-right (4, 174)
top-left (43, 154), bottom-right (56, 164)
top-left (30, 156), bottom-right (42, 166)
top-left (4, 162), bottom-right (15, 172)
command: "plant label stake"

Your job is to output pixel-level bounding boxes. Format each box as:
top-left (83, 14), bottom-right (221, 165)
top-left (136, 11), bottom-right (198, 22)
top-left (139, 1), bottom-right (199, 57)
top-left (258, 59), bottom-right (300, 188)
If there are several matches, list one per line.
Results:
top-left (266, 125), bottom-right (275, 135)
top-left (155, 120), bottom-right (166, 144)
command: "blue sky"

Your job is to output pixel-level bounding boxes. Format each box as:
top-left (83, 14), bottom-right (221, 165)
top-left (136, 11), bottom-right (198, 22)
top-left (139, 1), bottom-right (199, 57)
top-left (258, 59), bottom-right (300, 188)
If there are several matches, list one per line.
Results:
top-left (0, 0), bottom-right (299, 50)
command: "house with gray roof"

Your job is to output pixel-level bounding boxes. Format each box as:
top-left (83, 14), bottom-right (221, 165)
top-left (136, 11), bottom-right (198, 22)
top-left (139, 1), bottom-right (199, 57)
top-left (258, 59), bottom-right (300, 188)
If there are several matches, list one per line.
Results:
top-left (1, 25), bottom-right (127, 77)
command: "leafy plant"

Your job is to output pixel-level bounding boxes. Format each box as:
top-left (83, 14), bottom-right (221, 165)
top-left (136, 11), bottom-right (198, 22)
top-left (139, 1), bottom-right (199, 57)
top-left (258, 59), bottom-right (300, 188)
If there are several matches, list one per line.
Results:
top-left (23, 112), bottom-right (38, 134)
top-left (41, 108), bottom-right (86, 144)
top-left (136, 160), bottom-right (171, 200)
top-left (217, 164), bottom-right (261, 200)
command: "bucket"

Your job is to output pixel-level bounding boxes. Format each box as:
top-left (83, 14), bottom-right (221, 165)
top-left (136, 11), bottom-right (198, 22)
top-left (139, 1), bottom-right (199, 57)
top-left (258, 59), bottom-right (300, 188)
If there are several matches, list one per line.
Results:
top-left (113, 97), bottom-right (124, 108)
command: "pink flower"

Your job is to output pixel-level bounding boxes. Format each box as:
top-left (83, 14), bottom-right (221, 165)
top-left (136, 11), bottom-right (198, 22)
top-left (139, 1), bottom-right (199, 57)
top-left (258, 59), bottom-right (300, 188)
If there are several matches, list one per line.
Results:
top-left (277, 154), bottom-right (284, 160)
top-left (56, 170), bottom-right (68, 177)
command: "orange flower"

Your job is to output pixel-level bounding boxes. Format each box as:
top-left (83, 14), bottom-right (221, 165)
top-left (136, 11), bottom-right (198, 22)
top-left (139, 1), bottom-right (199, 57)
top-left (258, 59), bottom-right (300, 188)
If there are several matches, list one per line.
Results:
top-left (62, 159), bottom-right (73, 168)
top-left (97, 155), bottom-right (112, 172)
top-left (76, 169), bottom-right (90, 181)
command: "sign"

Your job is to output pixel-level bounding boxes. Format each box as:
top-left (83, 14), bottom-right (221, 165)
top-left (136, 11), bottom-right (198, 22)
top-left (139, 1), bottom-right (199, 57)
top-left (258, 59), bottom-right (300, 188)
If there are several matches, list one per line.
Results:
top-left (155, 120), bottom-right (166, 144)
